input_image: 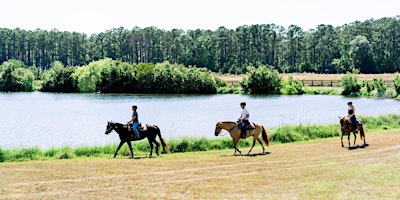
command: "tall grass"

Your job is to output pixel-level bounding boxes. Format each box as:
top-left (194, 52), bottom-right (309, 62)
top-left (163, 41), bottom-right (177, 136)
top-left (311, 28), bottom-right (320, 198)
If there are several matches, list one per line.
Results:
top-left (1, 114), bottom-right (399, 162)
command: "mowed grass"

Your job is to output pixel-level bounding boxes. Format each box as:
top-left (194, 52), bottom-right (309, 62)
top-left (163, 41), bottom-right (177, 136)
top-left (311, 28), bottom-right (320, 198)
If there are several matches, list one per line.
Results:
top-left (1, 131), bottom-right (399, 199)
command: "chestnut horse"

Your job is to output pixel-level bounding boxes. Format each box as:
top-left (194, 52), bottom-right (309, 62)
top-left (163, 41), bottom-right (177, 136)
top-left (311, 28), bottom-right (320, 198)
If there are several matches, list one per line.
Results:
top-left (105, 121), bottom-right (168, 158)
top-left (339, 115), bottom-right (366, 147)
top-left (214, 121), bottom-right (270, 155)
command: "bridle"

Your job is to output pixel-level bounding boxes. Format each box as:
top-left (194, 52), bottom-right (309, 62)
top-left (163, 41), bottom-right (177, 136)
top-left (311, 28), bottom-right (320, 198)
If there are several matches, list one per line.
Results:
top-left (215, 122), bottom-right (237, 136)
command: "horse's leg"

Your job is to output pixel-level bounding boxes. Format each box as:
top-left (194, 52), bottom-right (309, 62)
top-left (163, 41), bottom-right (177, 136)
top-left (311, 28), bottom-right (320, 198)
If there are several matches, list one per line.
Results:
top-left (148, 139), bottom-right (154, 157)
top-left (127, 141), bottom-right (134, 158)
top-left (353, 132), bottom-right (357, 146)
top-left (246, 136), bottom-right (257, 155)
top-left (114, 141), bottom-right (125, 158)
top-left (257, 137), bottom-right (265, 153)
top-left (348, 133), bottom-right (351, 147)
top-left (153, 140), bottom-right (160, 156)
top-left (341, 133), bottom-right (344, 147)
top-left (233, 138), bottom-right (241, 155)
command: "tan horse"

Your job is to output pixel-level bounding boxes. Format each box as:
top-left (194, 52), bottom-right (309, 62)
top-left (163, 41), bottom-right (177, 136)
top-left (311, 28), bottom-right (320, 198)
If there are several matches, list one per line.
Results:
top-left (214, 121), bottom-right (270, 155)
top-left (339, 115), bottom-right (366, 147)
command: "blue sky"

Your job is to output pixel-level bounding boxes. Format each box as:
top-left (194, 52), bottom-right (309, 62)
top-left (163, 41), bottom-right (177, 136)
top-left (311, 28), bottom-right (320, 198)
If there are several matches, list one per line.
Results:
top-left (2, 0), bottom-right (399, 35)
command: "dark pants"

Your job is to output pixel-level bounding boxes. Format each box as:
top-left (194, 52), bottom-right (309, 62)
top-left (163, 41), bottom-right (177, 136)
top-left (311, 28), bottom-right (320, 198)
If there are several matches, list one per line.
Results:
top-left (350, 116), bottom-right (357, 130)
top-left (241, 120), bottom-right (249, 135)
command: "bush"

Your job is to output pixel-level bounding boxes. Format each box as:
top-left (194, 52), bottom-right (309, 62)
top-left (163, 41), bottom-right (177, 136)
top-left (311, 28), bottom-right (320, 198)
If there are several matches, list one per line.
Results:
top-left (0, 60), bottom-right (35, 92)
top-left (281, 76), bottom-right (304, 95)
top-left (340, 72), bottom-right (361, 96)
top-left (241, 65), bottom-right (282, 94)
top-left (0, 148), bottom-right (4, 162)
top-left (393, 73), bottom-right (400, 96)
top-left (41, 61), bottom-right (77, 92)
top-left (372, 77), bottom-right (387, 96)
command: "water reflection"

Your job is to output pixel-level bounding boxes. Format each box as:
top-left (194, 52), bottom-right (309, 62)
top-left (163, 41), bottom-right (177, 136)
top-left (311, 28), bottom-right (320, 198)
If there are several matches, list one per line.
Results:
top-left (0, 92), bottom-right (399, 149)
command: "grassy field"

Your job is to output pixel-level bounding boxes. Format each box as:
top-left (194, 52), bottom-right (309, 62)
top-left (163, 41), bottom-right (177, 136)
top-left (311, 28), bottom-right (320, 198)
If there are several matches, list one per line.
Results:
top-left (1, 131), bottom-right (399, 199)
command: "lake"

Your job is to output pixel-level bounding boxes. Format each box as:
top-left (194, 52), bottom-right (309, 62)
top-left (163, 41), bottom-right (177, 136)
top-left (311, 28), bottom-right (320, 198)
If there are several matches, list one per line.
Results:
top-left (1, 92), bottom-right (399, 149)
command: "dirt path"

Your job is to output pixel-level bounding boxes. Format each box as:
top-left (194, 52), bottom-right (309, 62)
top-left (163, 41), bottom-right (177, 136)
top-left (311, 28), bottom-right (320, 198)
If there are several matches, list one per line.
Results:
top-left (1, 132), bottom-right (399, 199)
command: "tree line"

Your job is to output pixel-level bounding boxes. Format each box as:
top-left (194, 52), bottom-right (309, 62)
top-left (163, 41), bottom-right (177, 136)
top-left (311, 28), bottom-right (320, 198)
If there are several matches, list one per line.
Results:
top-left (1, 17), bottom-right (399, 74)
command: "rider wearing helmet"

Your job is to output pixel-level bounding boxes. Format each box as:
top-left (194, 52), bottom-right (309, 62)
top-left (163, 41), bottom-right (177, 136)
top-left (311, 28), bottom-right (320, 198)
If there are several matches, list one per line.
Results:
top-left (239, 102), bottom-right (250, 137)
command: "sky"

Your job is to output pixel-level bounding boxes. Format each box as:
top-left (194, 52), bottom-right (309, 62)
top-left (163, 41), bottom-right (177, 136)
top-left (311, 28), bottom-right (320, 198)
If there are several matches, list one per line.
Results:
top-left (1, 0), bottom-right (399, 35)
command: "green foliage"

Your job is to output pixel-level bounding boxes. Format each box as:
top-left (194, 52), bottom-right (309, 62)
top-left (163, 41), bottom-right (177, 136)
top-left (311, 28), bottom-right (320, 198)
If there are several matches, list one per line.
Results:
top-left (281, 76), bottom-right (304, 95)
top-left (55, 147), bottom-right (75, 159)
top-left (72, 59), bottom-right (110, 93)
top-left (97, 60), bottom-right (136, 93)
top-left (0, 148), bottom-right (4, 162)
top-left (0, 60), bottom-right (34, 92)
top-left (393, 73), bottom-right (400, 96)
top-left (271, 124), bottom-right (340, 143)
top-left (373, 77), bottom-right (387, 95)
top-left (360, 114), bottom-right (400, 130)
top-left (41, 61), bottom-right (77, 92)
top-left (242, 66), bottom-right (282, 94)
top-left (340, 72), bottom-right (361, 96)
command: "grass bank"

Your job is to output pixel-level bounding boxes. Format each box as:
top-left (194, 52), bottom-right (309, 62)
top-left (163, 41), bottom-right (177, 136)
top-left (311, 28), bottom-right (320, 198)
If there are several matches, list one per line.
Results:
top-left (1, 114), bottom-right (399, 162)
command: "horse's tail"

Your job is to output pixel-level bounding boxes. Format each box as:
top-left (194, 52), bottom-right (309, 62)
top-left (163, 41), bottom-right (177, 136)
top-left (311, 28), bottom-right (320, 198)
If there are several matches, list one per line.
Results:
top-left (359, 124), bottom-right (365, 141)
top-left (155, 126), bottom-right (168, 153)
top-left (261, 126), bottom-right (271, 146)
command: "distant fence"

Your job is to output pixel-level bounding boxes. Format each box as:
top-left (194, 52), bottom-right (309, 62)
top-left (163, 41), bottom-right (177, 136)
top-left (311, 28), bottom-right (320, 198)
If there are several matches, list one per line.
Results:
top-left (301, 80), bottom-right (393, 87)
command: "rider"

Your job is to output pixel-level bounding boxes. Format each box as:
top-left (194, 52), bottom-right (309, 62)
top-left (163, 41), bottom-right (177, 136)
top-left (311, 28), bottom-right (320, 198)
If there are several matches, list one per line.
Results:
top-left (239, 102), bottom-right (250, 137)
top-left (129, 105), bottom-right (140, 138)
top-left (347, 102), bottom-right (358, 132)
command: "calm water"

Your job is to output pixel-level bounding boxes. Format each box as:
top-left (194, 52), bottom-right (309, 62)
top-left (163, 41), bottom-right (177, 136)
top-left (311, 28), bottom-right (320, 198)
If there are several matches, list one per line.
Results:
top-left (1, 92), bottom-right (399, 149)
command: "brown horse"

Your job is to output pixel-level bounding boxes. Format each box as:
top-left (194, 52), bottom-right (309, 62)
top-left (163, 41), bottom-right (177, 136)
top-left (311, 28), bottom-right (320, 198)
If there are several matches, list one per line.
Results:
top-left (214, 121), bottom-right (270, 155)
top-left (105, 121), bottom-right (168, 158)
top-left (339, 115), bottom-right (366, 147)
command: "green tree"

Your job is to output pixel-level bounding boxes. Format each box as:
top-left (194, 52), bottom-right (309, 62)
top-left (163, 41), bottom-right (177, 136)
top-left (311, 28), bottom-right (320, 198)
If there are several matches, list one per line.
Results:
top-left (349, 35), bottom-right (376, 73)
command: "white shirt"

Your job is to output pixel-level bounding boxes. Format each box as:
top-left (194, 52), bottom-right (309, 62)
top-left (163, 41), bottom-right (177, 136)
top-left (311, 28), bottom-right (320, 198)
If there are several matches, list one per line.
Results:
top-left (241, 108), bottom-right (249, 119)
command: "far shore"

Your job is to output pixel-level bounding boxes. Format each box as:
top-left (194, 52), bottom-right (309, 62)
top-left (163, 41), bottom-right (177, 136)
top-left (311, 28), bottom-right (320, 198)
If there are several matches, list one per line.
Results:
top-left (214, 73), bottom-right (398, 83)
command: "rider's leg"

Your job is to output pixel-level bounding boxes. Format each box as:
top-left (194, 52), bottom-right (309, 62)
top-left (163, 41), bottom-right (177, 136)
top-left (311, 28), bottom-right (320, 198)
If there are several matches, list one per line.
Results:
top-left (132, 121), bottom-right (140, 138)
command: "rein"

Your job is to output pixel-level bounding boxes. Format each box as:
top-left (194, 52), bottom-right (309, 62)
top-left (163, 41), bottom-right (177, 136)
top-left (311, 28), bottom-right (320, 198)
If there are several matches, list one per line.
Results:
top-left (217, 123), bottom-right (237, 136)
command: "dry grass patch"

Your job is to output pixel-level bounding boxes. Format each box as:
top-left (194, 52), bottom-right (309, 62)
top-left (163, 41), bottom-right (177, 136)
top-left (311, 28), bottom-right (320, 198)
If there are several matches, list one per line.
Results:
top-left (1, 132), bottom-right (399, 199)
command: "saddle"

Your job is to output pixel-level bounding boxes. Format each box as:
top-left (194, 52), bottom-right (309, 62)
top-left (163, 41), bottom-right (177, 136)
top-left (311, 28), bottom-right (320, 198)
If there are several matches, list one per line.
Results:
top-left (237, 121), bottom-right (256, 130)
top-left (125, 123), bottom-right (147, 132)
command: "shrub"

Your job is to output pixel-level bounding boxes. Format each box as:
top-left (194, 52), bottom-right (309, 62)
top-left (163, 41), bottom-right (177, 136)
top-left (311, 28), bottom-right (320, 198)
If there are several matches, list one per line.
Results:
top-left (281, 76), bottom-right (304, 95)
top-left (0, 148), bottom-right (4, 162)
top-left (393, 73), bottom-right (400, 96)
top-left (372, 77), bottom-right (387, 96)
top-left (340, 72), bottom-right (361, 96)
top-left (241, 66), bottom-right (282, 94)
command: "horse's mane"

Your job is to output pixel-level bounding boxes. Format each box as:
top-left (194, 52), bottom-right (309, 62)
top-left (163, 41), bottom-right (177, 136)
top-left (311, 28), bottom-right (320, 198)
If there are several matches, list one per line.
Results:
top-left (108, 121), bottom-right (125, 126)
top-left (220, 120), bottom-right (237, 124)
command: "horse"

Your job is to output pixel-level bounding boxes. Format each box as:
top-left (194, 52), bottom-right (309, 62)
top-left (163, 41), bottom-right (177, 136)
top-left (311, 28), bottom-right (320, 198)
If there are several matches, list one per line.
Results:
top-left (214, 121), bottom-right (271, 155)
top-left (105, 121), bottom-right (168, 158)
top-left (339, 115), bottom-right (366, 148)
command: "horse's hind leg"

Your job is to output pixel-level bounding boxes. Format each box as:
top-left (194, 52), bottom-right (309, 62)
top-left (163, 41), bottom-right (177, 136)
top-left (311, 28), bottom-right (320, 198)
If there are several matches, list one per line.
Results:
top-left (148, 140), bottom-right (154, 157)
top-left (353, 132), bottom-right (357, 146)
top-left (246, 137), bottom-right (257, 155)
top-left (348, 133), bottom-right (351, 147)
top-left (257, 138), bottom-right (265, 153)
top-left (127, 142), bottom-right (134, 158)
top-left (114, 141), bottom-right (124, 158)
top-left (153, 140), bottom-right (160, 156)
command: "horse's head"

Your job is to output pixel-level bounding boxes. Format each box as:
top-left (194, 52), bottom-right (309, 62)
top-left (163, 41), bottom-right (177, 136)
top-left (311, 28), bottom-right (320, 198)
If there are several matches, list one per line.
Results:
top-left (339, 115), bottom-right (351, 132)
top-left (105, 121), bottom-right (116, 135)
top-left (214, 121), bottom-right (223, 136)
